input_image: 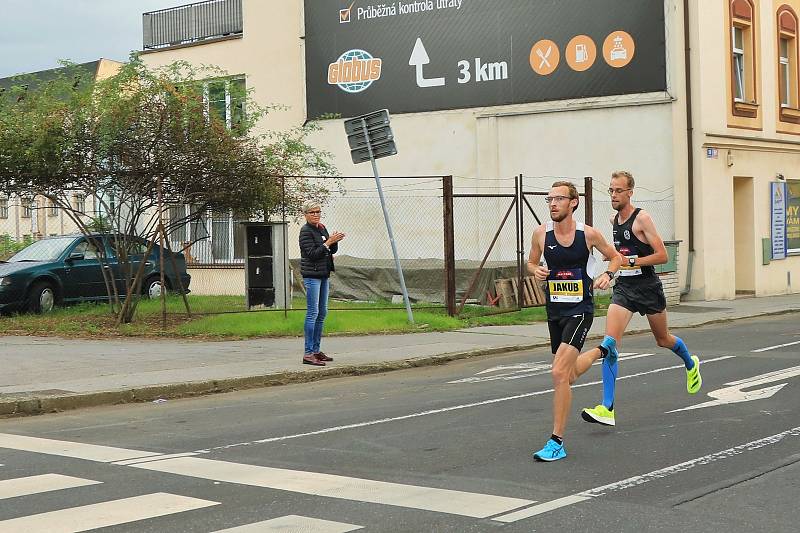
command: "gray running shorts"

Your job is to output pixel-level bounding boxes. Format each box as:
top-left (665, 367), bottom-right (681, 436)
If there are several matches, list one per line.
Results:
top-left (612, 277), bottom-right (667, 316)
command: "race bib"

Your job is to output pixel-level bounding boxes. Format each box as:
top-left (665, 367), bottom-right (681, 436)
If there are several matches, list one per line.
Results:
top-left (618, 248), bottom-right (642, 277)
top-left (548, 269), bottom-right (584, 303)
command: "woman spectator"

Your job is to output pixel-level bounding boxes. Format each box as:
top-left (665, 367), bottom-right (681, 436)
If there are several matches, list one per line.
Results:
top-left (298, 201), bottom-right (344, 366)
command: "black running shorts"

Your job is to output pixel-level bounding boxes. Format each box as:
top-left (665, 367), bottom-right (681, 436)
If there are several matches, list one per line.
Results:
top-left (547, 313), bottom-right (594, 354)
top-left (612, 277), bottom-right (667, 316)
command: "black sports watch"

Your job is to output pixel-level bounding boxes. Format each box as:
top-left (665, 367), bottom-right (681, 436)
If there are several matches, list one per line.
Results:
top-left (605, 270), bottom-right (615, 281)
top-left (628, 257), bottom-right (636, 267)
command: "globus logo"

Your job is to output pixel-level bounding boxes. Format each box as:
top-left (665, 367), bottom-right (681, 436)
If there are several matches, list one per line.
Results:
top-left (327, 49), bottom-right (382, 93)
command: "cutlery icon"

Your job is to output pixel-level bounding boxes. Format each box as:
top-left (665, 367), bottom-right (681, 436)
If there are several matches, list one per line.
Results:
top-left (536, 46), bottom-right (552, 68)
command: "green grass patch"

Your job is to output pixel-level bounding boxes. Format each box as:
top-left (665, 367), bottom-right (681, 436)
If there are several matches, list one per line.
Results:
top-left (0, 294), bottom-right (611, 339)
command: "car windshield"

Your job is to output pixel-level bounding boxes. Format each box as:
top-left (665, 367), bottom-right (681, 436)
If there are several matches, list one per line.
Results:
top-left (8, 237), bottom-right (75, 262)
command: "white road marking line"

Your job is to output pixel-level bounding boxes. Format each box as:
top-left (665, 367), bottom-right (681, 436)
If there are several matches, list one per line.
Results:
top-left (130, 456), bottom-right (535, 518)
top-left (197, 355), bottom-right (736, 452)
top-left (493, 425), bottom-right (800, 523)
top-left (668, 364), bottom-right (800, 412)
top-left (0, 433), bottom-right (159, 463)
top-left (213, 515), bottom-right (363, 532)
top-left (0, 492), bottom-right (219, 532)
top-left (448, 353), bottom-right (655, 384)
top-left (493, 495), bottom-right (593, 522)
top-left (751, 340), bottom-right (800, 352)
top-left (112, 451), bottom-right (202, 466)
top-left (0, 474), bottom-right (101, 500)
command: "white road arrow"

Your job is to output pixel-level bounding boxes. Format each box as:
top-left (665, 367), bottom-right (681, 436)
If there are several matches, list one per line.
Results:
top-left (668, 365), bottom-right (800, 413)
top-left (409, 38), bottom-right (445, 88)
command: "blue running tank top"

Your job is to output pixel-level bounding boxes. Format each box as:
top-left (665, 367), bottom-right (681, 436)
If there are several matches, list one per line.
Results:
top-left (543, 221), bottom-right (595, 318)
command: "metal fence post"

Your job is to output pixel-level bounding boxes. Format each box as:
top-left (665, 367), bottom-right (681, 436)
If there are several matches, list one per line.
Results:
top-left (442, 175), bottom-right (456, 316)
top-left (516, 174), bottom-right (524, 310)
top-left (584, 176), bottom-right (593, 227)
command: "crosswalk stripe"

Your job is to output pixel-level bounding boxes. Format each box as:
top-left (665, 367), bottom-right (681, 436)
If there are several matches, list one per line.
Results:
top-left (130, 456), bottom-right (534, 518)
top-left (213, 515), bottom-right (363, 532)
top-left (492, 494), bottom-right (593, 522)
top-left (0, 433), bottom-right (158, 463)
top-left (0, 492), bottom-right (219, 532)
top-left (0, 474), bottom-right (101, 500)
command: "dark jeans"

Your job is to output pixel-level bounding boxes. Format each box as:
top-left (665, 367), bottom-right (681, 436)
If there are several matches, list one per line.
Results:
top-left (303, 277), bottom-right (329, 354)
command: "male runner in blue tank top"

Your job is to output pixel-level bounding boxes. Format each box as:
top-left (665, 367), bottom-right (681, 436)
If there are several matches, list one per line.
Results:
top-left (529, 181), bottom-right (622, 462)
top-left (581, 171), bottom-right (702, 428)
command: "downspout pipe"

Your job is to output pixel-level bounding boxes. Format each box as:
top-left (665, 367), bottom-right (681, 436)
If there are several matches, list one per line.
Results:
top-left (681, 0), bottom-right (696, 297)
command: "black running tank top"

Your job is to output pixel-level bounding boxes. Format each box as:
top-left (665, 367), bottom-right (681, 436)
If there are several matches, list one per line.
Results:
top-left (543, 221), bottom-right (594, 318)
top-left (613, 208), bottom-right (656, 280)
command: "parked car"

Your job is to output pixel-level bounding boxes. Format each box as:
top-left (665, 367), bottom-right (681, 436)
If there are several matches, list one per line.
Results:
top-left (0, 233), bottom-right (191, 314)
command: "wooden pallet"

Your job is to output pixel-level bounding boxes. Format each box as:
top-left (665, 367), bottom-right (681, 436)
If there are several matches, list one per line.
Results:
top-left (494, 276), bottom-right (547, 307)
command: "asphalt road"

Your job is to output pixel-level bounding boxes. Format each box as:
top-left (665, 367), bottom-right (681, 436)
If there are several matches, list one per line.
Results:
top-left (1, 313), bottom-right (798, 532)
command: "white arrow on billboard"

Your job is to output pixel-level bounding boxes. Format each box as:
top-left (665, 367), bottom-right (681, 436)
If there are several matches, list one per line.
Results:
top-left (409, 38), bottom-right (446, 87)
top-left (668, 365), bottom-right (800, 413)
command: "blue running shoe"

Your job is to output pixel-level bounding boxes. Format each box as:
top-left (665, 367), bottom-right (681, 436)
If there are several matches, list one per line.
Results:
top-left (533, 439), bottom-right (566, 462)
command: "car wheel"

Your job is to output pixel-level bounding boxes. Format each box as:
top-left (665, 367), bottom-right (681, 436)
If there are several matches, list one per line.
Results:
top-left (28, 281), bottom-right (56, 314)
top-left (144, 276), bottom-right (166, 299)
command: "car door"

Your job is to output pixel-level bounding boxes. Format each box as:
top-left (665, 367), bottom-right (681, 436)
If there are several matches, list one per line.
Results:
top-left (62, 237), bottom-right (108, 300)
top-left (108, 236), bottom-right (154, 297)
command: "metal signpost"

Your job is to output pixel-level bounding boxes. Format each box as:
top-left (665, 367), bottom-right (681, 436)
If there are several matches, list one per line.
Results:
top-left (343, 109), bottom-right (413, 324)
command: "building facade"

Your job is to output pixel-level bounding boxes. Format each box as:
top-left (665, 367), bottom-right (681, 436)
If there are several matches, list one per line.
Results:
top-left (135, 0), bottom-right (798, 300)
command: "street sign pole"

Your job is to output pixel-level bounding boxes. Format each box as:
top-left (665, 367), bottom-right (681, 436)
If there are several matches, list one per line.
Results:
top-left (360, 119), bottom-right (414, 324)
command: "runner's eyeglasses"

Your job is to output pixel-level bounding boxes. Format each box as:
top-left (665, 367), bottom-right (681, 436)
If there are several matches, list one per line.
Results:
top-left (544, 196), bottom-right (571, 204)
top-left (608, 188), bottom-right (631, 195)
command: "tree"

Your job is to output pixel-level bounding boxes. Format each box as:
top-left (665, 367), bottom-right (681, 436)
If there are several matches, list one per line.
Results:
top-left (0, 57), bottom-right (336, 323)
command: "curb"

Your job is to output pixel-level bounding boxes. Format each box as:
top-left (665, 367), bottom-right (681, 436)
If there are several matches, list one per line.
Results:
top-left (2, 309), bottom-right (797, 418)
top-left (0, 342), bottom-right (551, 418)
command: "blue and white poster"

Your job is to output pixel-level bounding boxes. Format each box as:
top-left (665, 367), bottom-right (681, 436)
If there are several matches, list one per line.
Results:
top-left (771, 182), bottom-right (787, 260)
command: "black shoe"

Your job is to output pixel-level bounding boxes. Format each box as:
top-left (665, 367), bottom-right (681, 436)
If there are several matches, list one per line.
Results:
top-left (315, 352), bottom-right (333, 362)
top-left (302, 355), bottom-right (325, 366)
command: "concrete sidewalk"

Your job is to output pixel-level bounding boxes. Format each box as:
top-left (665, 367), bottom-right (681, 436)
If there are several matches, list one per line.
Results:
top-left (2, 294), bottom-right (798, 416)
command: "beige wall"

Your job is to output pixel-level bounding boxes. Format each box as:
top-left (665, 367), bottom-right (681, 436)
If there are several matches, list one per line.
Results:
top-left (186, 267), bottom-right (245, 296)
top-left (141, 0), bottom-right (305, 133)
top-left (686, 0), bottom-right (800, 299)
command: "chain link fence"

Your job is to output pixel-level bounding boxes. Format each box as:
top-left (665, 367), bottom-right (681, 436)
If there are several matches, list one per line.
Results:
top-left (1, 175), bottom-right (676, 317)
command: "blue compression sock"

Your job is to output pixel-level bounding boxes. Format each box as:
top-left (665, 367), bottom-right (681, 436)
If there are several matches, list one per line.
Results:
top-left (672, 337), bottom-right (694, 369)
top-left (601, 358), bottom-right (618, 409)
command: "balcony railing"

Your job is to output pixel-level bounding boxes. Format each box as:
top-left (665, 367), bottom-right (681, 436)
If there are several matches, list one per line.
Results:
top-left (143, 0), bottom-right (242, 50)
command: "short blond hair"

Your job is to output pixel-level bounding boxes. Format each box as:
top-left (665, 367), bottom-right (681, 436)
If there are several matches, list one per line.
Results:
top-left (551, 180), bottom-right (579, 213)
top-left (611, 170), bottom-right (635, 189)
top-left (301, 200), bottom-right (321, 214)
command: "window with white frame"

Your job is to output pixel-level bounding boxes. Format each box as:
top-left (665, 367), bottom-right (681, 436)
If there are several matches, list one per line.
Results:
top-left (73, 194), bottom-right (86, 213)
top-left (21, 198), bottom-right (32, 219)
top-left (730, 0), bottom-right (758, 118)
top-left (0, 197), bottom-right (8, 219)
top-left (47, 199), bottom-right (58, 217)
top-left (167, 205), bottom-right (247, 264)
top-left (205, 76), bottom-right (246, 133)
top-left (778, 6), bottom-right (799, 117)
top-left (733, 26), bottom-right (746, 102)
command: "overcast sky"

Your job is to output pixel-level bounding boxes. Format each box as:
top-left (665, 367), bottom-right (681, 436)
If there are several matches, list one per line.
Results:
top-left (0, 0), bottom-right (192, 78)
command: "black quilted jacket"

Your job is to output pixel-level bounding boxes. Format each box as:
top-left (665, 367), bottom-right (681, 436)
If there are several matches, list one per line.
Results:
top-left (299, 222), bottom-right (337, 278)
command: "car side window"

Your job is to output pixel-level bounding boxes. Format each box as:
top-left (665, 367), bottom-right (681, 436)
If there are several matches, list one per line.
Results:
top-left (108, 237), bottom-right (149, 257)
top-left (73, 240), bottom-right (100, 260)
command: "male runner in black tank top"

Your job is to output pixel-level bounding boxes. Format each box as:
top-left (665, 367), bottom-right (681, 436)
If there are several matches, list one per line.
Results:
top-left (580, 171), bottom-right (702, 428)
top-left (528, 181), bottom-right (621, 462)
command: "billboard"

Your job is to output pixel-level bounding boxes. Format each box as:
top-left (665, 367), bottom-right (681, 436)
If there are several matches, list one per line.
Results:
top-left (304, 0), bottom-right (668, 118)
